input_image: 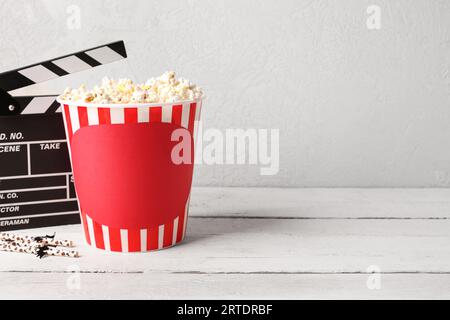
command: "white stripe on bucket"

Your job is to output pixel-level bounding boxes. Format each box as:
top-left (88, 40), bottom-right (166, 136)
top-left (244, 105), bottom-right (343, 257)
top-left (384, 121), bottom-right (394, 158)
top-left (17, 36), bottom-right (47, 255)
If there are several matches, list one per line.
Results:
top-left (69, 105), bottom-right (80, 134)
top-left (182, 196), bottom-right (190, 240)
top-left (120, 229), bottom-right (128, 252)
top-left (181, 102), bottom-right (190, 129)
top-left (87, 107), bottom-right (99, 125)
top-left (161, 105), bottom-right (172, 123)
top-left (110, 107), bottom-right (124, 124)
top-left (172, 216), bottom-right (179, 245)
top-left (86, 215), bottom-right (96, 248)
top-left (137, 107), bottom-right (149, 123)
top-left (158, 225), bottom-right (164, 249)
top-left (140, 229), bottom-right (147, 252)
top-left (193, 101), bottom-right (202, 142)
top-left (102, 225), bottom-right (111, 251)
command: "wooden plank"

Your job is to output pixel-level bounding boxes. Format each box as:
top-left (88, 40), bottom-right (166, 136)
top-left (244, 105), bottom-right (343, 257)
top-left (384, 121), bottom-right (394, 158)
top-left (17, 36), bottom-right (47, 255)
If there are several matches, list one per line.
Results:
top-left (1, 188), bottom-right (449, 299)
top-left (190, 187), bottom-right (450, 218)
top-left (0, 272), bottom-right (449, 299)
top-left (0, 218), bottom-right (449, 273)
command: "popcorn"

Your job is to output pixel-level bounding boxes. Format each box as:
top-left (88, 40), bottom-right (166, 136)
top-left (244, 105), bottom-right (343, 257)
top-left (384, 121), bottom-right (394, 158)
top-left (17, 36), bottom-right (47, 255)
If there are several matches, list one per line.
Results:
top-left (59, 71), bottom-right (203, 104)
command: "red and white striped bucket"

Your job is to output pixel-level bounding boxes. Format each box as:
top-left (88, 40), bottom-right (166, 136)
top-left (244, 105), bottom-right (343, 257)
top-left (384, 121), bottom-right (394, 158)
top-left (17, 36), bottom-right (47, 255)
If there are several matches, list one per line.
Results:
top-left (57, 98), bottom-right (202, 252)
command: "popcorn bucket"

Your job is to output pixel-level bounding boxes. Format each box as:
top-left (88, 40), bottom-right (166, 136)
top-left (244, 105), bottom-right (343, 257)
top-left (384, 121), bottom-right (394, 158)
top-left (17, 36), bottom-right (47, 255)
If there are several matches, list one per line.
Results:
top-left (57, 99), bottom-right (202, 252)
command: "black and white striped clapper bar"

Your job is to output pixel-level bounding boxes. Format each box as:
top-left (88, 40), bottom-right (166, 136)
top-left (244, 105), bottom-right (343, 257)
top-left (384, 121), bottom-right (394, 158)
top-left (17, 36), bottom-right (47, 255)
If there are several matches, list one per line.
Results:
top-left (0, 41), bottom-right (127, 231)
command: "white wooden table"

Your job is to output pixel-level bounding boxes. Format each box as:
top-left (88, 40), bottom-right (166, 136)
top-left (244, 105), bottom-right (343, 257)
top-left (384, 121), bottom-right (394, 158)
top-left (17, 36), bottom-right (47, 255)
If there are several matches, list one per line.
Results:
top-left (1, 187), bottom-right (449, 299)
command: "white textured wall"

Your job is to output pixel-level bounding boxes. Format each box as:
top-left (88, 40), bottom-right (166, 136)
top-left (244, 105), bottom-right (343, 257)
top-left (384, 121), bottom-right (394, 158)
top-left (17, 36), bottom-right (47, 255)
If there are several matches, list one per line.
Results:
top-left (1, 0), bottom-right (450, 187)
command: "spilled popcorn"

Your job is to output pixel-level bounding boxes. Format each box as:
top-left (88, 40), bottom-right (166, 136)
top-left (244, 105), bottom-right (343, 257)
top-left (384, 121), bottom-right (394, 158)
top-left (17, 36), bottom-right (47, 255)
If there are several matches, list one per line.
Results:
top-left (59, 71), bottom-right (203, 104)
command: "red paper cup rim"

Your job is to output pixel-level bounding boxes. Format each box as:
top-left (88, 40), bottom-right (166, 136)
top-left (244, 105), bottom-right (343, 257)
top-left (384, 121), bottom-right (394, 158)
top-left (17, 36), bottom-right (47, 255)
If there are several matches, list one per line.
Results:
top-left (56, 96), bottom-right (204, 108)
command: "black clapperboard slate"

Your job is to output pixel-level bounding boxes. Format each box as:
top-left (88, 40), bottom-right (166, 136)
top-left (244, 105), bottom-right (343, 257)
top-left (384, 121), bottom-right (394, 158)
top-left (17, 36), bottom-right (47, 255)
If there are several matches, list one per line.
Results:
top-left (0, 41), bottom-right (127, 231)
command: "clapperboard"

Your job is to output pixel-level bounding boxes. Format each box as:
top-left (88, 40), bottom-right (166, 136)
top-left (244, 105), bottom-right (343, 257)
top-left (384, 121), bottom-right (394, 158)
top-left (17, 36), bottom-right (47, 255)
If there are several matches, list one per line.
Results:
top-left (0, 41), bottom-right (127, 231)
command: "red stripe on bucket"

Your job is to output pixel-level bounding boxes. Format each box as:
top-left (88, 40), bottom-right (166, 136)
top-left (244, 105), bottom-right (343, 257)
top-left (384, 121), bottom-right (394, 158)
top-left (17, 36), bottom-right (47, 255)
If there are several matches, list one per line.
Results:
top-left (150, 106), bottom-right (162, 122)
top-left (98, 107), bottom-right (111, 125)
top-left (163, 220), bottom-right (174, 248)
top-left (172, 104), bottom-right (183, 125)
top-left (78, 107), bottom-right (89, 128)
top-left (147, 227), bottom-right (159, 250)
top-left (124, 108), bottom-right (138, 123)
top-left (108, 227), bottom-right (122, 252)
top-left (80, 212), bottom-right (91, 245)
top-left (92, 221), bottom-right (105, 250)
top-left (127, 229), bottom-right (141, 252)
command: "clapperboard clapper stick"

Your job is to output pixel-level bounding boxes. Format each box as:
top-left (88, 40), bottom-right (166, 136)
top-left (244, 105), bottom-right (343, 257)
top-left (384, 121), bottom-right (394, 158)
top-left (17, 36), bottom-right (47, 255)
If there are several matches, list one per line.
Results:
top-left (0, 41), bottom-right (127, 231)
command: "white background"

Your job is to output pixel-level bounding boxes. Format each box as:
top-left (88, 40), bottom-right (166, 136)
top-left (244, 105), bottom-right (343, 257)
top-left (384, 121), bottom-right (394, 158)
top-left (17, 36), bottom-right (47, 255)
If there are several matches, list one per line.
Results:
top-left (1, 0), bottom-right (449, 187)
